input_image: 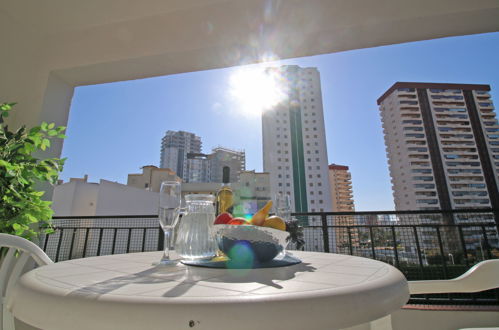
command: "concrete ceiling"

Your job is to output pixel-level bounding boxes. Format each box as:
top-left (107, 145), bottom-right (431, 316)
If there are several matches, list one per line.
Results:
top-left (2, 0), bottom-right (499, 85)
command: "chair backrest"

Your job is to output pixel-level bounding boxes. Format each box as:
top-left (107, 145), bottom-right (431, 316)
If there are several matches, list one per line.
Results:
top-left (0, 234), bottom-right (53, 330)
top-left (409, 259), bottom-right (499, 294)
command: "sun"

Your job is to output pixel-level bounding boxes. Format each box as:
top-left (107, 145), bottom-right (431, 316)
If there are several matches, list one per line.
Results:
top-left (228, 66), bottom-right (287, 117)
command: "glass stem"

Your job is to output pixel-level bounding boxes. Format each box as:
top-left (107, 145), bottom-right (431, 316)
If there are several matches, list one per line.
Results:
top-left (163, 230), bottom-right (171, 260)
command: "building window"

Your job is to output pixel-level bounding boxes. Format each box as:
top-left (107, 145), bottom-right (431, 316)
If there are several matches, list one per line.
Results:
top-left (286, 183), bottom-right (290, 187)
top-left (318, 182), bottom-right (322, 186)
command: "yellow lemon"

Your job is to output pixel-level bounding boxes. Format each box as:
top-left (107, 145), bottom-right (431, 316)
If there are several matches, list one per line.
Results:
top-left (262, 216), bottom-right (286, 231)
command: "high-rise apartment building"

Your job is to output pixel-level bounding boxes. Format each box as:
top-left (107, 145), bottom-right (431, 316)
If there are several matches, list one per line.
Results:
top-left (328, 164), bottom-right (355, 212)
top-left (159, 130), bottom-right (202, 182)
top-left (328, 164), bottom-right (358, 250)
top-left (262, 65), bottom-right (332, 217)
top-left (377, 82), bottom-right (499, 212)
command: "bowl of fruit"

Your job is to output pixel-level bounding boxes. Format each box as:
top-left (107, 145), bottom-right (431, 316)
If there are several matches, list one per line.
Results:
top-left (213, 201), bottom-right (290, 263)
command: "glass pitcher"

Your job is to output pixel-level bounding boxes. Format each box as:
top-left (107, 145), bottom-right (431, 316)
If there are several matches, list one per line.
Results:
top-left (175, 194), bottom-right (217, 260)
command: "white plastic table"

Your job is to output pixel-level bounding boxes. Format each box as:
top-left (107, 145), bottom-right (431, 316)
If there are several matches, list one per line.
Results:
top-left (9, 251), bottom-right (409, 330)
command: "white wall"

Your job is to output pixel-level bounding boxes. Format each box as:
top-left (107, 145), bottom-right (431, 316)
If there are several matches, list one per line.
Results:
top-left (52, 181), bottom-right (98, 216)
top-left (95, 180), bottom-right (159, 216)
top-left (52, 179), bottom-right (158, 216)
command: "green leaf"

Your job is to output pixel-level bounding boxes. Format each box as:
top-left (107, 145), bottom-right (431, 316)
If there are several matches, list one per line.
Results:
top-left (0, 102), bottom-right (65, 241)
top-left (0, 159), bottom-right (11, 168)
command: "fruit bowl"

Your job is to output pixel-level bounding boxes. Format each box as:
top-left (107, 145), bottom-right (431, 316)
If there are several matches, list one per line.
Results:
top-left (214, 224), bottom-right (290, 263)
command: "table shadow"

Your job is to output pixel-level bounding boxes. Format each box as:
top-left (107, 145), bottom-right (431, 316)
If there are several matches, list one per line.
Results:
top-left (68, 263), bottom-right (189, 298)
top-left (161, 261), bottom-right (317, 297)
top-left (68, 258), bottom-right (316, 298)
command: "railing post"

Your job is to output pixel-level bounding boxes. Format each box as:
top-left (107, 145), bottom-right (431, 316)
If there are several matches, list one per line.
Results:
top-left (157, 226), bottom-right (164, 251)
top-left (68, 228), bottom-right (76, 260)
top-left (369, 227), bottom-right (376, 260)
top-left (347, 227), bottom-right (353, 255)
top-left (481, 225), bottom-right (492, 259)
top-left (321, 213), bottom-right (330, 253)
top-left (457, 226), bottom-right (469, 268)
top-left (435, 226), bottom-right (448, 278)
top-left (391, 226), bottom-right (399, 268)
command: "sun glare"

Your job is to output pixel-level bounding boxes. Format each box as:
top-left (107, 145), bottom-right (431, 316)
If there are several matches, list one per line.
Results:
top-left (228, 66), bottom-right (287, 117)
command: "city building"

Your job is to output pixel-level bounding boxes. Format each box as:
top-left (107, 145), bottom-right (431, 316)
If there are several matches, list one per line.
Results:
top-left (159, 130), bottom-right (202, 182)
top-left (234, 171), bottom-right (271, 215)
top-left (52, 177), bottom-right (160, 216)
top-left (127, 165), bottom-right (181, 192)
top-left (207, 147), bottom-right (245, 183)
top-left (328, 164), bottom-right (355, 212)
top-left (328, 164), bottom-right (359, 250)
top-left (262, 65), bottom-right (333, 218)
top-left (185, 147), bottom-right (246, 183)
top-left (180, 170), bottom-right (270, 216)
top-left (377, 82), bottom-right (499, 212)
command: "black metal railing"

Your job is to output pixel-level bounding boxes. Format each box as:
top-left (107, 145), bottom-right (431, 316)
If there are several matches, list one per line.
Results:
top-left (42, 209), bottom-right (499, 305)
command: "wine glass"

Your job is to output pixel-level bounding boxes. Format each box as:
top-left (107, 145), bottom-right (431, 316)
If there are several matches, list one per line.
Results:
top-left (158, 181), bottom-right (181, 265)
top-left (274, 193), bottom-right (291, 260)
top-left (275, 193), bottom-right (291, 220)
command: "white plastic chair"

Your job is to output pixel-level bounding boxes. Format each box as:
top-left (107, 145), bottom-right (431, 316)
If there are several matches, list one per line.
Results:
top-left (408, 259), bottom-right (499, 330)
top-left (0, 233), bottom-right (53, 330)
top-left (409, 259), bottom-right (499, 294)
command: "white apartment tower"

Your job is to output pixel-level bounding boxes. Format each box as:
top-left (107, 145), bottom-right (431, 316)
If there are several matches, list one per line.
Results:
top-left (378, 82), bottom-right (499, 213)
top-left (159, 130), bottom-right (202, 182)
top-left (262, 65), bottom-right (332, 218)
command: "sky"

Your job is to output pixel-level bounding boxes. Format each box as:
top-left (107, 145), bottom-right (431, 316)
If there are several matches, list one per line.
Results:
top-left (60, 32), bottom-right (499, 211)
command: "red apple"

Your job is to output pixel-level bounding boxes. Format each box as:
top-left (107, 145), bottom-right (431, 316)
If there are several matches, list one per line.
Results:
top-left (214, 212), bottom-right (233, 225)
top-left (227, 218), bottom-right (248, 225)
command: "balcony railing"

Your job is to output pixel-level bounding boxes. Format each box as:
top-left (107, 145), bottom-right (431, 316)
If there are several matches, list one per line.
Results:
top-left (42, 209), bottom-right (499, 306)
